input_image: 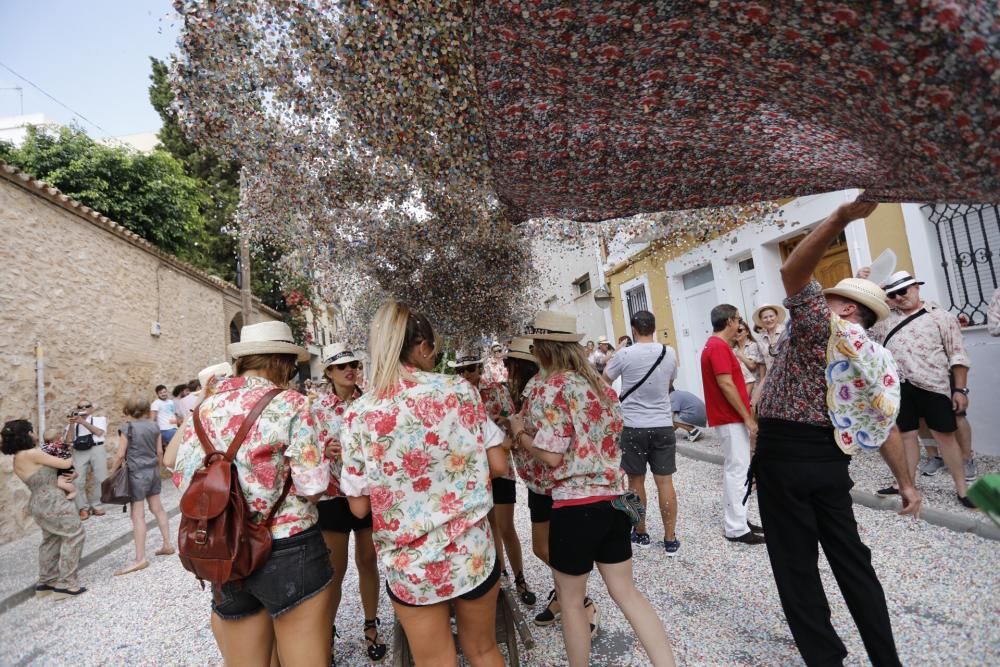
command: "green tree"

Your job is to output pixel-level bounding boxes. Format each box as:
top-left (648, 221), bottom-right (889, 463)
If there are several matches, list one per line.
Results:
top-left (3, 126), bottom-right (205, 258)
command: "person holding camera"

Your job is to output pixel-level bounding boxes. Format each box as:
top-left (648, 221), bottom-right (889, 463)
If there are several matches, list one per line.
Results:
top-left (63, 399), bottom-right (108, 521)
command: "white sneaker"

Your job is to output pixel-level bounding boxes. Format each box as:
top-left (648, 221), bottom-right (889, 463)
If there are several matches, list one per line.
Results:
top-left (688, 427), bottom-right (704, 442)
top-left (964, 458), bottom-right (976, 482)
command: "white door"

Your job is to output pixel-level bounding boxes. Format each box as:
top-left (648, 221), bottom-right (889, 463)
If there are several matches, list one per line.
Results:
top-left (680, 283), bottom-right (717, 395)
top-left (739, 272), bottom-right (759, 323)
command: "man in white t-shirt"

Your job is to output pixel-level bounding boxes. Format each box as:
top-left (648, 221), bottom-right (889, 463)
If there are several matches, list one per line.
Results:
top-left (151, 384), bottom-right (180, 443)
top-left (63, 398), bottom-right (109, 520)
top-left (603, 310), bottom-right (681, 555)
top-left (180, 378), bottom-right (201, 416)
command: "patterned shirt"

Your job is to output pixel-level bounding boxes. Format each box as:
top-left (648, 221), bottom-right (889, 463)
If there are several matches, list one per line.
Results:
top-left (339, 368), bottom-right (497, 605)
top-left (482, 357), bottom-right (508, 385)
top-left (513, 374), bottom-right (555, 495)
top-left (173, 376), bottom-right (328, 539)
top-left (479, 381), bottom-right (516, 481)
top-left (311, 388), bottom-right (361, 498)
top-left (758, 326), bottom-right (785, 372)
top-left (527, 371), bottom-right (627, 503)
top-left (989, 288), bottom-right (1000, 337)
top-left (758, 281), bottom-right (834, 428)
top-left (870, 301), bottom-right (971, 397)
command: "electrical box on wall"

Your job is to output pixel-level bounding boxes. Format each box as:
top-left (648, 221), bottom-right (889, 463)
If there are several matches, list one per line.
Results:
top-left (151, 322), bottom-right (162, 337)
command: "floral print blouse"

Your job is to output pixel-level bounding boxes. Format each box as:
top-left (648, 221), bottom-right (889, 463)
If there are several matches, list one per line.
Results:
top-left (513, 374), bottom-right (555, 495)
top-left (339, 368), bottom-right (500, 605)
top-left (173, 376), bottom-right (328, 539)
top-left (311, 388), bottom-right (361, 498)
top-left (527, 371), bottom-right (627, 503)
top-left (479, 381), bottom-right (516, 481)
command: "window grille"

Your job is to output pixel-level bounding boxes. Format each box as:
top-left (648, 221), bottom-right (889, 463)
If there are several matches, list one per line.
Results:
top-left (921, 204), bottom-right (999, 327)
top-left (625, 284), bottom-right (649, 318)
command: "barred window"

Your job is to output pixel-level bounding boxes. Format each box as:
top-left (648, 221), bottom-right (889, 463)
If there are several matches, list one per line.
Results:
top-left (922, 204), bottom-right (999, 327)
top-left (625, 284), bottom-right (649, 319)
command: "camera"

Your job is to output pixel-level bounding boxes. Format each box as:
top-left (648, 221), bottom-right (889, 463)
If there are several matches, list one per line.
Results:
top-left (68, 410), bottom-right (87, 418)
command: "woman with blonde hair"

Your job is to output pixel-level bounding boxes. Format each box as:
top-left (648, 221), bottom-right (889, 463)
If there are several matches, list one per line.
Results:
top-left (732, 319), bottom-right (766, 408)
top-left (510, 311), bottom-right (676, 667)
top-left (340, 301), bottom-right (508, 666)
top-left (172, 322), bottom-right (331, 666)
top-left (109, 396), bottom-right (174, 576)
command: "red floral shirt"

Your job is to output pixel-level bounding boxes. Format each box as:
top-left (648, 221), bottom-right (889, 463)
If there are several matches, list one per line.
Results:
top-left (527, 371), bottom-right (627, 502)
top-left (479, 381), bottom-right (516, 481)
top-left (310, 388), bottom-right (360, 498)
top-left (513, 373), bottom-right (555, 495)
top-left (340, 368), bottom-right (499, 605)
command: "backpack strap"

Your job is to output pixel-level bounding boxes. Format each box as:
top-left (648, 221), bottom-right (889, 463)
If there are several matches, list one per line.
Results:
top-left (263, 473), bottom-right (294, 527)
top-left (192, 387), bottom-right (284, 461)
top-left (881, 308), bottom-right (928, 347)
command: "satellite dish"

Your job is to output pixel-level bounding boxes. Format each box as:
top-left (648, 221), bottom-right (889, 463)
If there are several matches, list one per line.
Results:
top-left (593, 285), bottom-right (612, 310)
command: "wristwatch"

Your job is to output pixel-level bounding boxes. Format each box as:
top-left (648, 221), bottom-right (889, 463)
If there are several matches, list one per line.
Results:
top-left (953, 387), bottom-right (970, 395)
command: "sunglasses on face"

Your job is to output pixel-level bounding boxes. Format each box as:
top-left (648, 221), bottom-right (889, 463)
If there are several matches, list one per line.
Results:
top-left (333, 361), bottom-right (360, 370)
top-left (459, 365), bottom-right (481, 374)
top-left (78, 403), bottom-right (92, 409)
top-left (886, 287), bottom-right (910, 300)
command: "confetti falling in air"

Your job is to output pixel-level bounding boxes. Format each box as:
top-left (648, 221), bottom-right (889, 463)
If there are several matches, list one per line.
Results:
top-left (167, 1), bottom-right (998, 342)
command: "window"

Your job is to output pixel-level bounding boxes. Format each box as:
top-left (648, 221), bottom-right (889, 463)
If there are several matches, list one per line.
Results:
top-left (625, 284), bottom-right (649, 318)
top-left (682, 264), bottom-right (714, 290)
top-left (738, 257), bottom-right (755, 273)
top-left (573, 273), bottom-right (592, 296)
top-left (922, 203), bottom-right (999, 327)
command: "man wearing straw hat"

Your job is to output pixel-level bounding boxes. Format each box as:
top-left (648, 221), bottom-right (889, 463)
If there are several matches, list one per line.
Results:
top-left (754, 199), bottom-right (920, 667)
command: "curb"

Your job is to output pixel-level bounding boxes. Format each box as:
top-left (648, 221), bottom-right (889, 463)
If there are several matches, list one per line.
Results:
top-left (0, 505), bottom-right (181, 616)
top-left (676, 443), bottom-right (1000, 542)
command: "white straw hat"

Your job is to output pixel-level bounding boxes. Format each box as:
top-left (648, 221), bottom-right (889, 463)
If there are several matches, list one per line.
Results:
top-left (228, 321), bottom-right (309, 362)
top-left (526, 310), bottom-right (585, 342)
top-left (597, 335), bottom-right (609, 344)
top-left (197, 362), bottom-right (233, 389)
top-left (752, 304), bottom-right (788, 329)
top-left (881, 271), bottom-right (925, 293)
top-left (447, 348), bottom-right (486, 368)
top-left (322, 342), bottom-right (361, 367)
top-left (506, 337), bottom-right (537, 363)
top-left (823, 278), bottom-right (891, 322)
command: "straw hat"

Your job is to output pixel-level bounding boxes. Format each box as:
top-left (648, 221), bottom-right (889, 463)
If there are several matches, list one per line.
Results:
top-left (197, 362), bottom-right (232, 389)
top-left (228, 321), bottom-right (309, 362)
top-left (597, 335), bottom-right (609, 345)
top-left (447, 348), bottom-right (486, 369)
top-left (525, 310), bottom-right (584, 342)
top-left (506, 337), bottom-right (537, 363)
top-left (752, 304), bottom-right (788, 330)
top-left (881, 271), bottom-right (924, 293)
top-left (322, 342), bottom-right (361, 368)
top-left (823, 278), bottom-right (891, 322)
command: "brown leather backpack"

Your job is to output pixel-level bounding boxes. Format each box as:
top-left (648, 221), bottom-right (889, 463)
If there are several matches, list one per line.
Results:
top-left (178, 387), bottom-right (291, 586)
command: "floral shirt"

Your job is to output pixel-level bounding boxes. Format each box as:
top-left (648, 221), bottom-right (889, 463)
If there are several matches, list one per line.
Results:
top-left (172, 376), bottom-right (328, 539)
top-left (479, 381), bottom-right (516, 481)
top-left (758, 326), bottom-right (785, 372)
top-left (311, 388), bottom-right (361, 498)
top-left (527, 371), bottom-right (627, 503)
top-left (339, 368), bottom-right (499, 605)
top-left (482, 357), bottom-right (508, 385)
top-left (989, 288), bottom-right (1000, 337)
top-left (513, 374), bottom-right (555, 495)
top-left (869, 301), bottom-right (971, 398)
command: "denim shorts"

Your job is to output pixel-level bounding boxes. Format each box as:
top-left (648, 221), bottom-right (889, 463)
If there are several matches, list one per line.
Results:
top-left (212, 525), bottom-right (332, 620)
top-left (619, 426), bottom-right (677, 476)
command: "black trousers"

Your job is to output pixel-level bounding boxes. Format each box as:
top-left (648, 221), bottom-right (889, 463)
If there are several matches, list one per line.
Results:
top-left (754, 419), bottom-right (901, 667)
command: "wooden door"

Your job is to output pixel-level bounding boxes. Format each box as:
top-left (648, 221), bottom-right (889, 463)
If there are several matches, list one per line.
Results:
top-left (779, 231), bottom-right (853, 289)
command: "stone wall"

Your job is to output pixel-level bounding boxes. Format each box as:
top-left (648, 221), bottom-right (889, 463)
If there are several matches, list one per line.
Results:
top-left (0, 166), bottom-right (277, 544)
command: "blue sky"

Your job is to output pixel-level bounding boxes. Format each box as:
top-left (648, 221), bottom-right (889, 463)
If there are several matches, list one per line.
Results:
top-left (0, 1), bottom-right (180, 138)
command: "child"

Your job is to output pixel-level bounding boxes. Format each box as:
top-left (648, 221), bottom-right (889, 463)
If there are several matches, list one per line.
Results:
top-left (41, 428), bottom-right (77, 500)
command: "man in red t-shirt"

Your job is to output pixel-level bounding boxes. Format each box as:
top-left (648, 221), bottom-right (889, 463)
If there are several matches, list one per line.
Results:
top-left (700, 305), bottom-right (765, 545)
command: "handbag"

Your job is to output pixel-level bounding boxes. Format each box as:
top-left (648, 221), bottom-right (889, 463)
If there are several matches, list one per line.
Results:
top-left (101, 424), bottom-right (132, 507)
top-left (73, 418), bottom-right (95, 451)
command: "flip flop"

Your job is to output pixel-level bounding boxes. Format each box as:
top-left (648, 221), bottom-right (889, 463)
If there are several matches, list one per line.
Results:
top-left (155, 547), bottom-right (176, 556)
top-left (113, 561), bottom-right (149, 576)
top-left (51, 586), bottom-right (88, 599)
top-left (34, 583), bottom-right (55, 597)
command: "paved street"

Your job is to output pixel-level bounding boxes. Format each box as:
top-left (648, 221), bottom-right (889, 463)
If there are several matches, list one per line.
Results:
top-left (1, 436), bottom-right (998, 666)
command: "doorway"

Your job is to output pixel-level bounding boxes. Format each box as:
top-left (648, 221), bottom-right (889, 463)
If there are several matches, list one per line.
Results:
top-left (779, 231), bottom-right (853, 289)
top-left (680, 265), bottom-right (716, 394)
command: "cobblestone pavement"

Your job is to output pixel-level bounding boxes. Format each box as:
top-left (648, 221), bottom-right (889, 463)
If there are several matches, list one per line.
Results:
top-left (2, 437), bottom-right (998, 666)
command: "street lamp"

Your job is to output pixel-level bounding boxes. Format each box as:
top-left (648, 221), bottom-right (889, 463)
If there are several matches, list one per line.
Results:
top-left (593, 285), bottom-right (612, 310)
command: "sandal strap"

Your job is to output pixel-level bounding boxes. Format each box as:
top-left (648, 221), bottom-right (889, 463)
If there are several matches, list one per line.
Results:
top-left (363, 617), bottom-right (380, 630)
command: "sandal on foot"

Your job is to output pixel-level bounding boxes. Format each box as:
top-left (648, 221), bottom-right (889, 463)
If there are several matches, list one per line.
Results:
top-left (533, 589), bottom-right (560, 626)
top-left (114, 560), bottom-right (149, 576)
top-left (364, 618), bottom-right (387, 663)
top-left (514, 572), bottom-right (536, 605)
top-left (51, 586), bottom-right (88, 599)
top-left (585, 597), bottom-right (600, 638)
top-left (89, 507), bottom-right (106, 517)
top-left (155, 546), bottom-right (176, 556)
top-left (78, 509), bottom-right (90, 521)
top-left (34, 583), bottom-right (55, 597)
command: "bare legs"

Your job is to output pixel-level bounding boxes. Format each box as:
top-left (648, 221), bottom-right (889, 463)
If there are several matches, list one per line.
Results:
top-left (129, 500), bottom-right (147, 565)
top-left (493, 504), bottom-right (525, 575)
top-left (901, 430), bottom-right (967, 496)
top-left (147, 495), bottom-right (172, 552)
top-left (211, 610), bottom-right (275, 667)
top-left (627, 473), bottom-right (678, 540)
top-left (273, 586), bottom-right (334, 666)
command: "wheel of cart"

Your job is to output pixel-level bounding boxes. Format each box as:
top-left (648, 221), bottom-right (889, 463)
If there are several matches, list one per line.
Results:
top-left (391, 586), bottom-right (535, 666)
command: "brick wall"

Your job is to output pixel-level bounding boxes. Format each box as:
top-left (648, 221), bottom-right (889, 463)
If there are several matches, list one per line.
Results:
top-left (0, 169), bottom-right (276, 544)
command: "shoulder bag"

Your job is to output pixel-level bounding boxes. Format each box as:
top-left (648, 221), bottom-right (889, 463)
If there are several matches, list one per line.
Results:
top-left (618, 345), bottom-right (667, 402)
top-left (101, 423), bottom-right (131, 507)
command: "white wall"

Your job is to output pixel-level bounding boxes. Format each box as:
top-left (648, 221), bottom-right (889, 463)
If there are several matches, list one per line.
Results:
top-left (531, 236), bottom-right (612, 342)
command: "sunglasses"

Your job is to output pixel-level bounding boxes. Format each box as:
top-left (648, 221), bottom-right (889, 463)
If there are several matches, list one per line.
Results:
top-left (886, 287), bottom-right (910, 300)
top-left (78, 403), bottom-right (92, 409)
top-left (459, 365), bottom-right (481, 374)
top-left (333, 361), bottom-right (361, 370)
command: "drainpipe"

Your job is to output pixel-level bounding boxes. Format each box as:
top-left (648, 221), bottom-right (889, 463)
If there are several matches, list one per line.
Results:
top-left (594, 231), bottom-right (615, 340)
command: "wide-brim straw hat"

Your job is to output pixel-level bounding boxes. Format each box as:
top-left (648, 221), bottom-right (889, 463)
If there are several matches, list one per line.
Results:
top-left (447, 348), bottom-right (486, 368)
top-left (228, 321), bottom-right (309, 362)
top-left (526, 310), bottom-right (585, 342)
top-left (752, 304), bottom-right (788, 329)
top-left (597, 335), bottom-right (609, 344)
top-left (198, 362), bottom-right (233, 388)
top-left (506, 337), bottom-right (537, 363)
top-left (823, 278), bottom-right (891, 322)
top-left (322, 342), bottom-right (361, 368)
top-left (881, 271), bottom-right (925, 293)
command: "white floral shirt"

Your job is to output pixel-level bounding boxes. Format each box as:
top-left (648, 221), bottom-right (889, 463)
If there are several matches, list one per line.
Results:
top-left (482, 357), bottom-right (508, 385)
top-left (479, 381), bottom-right (516, 481)
top-left (513, 374), bottom-right (556, 495)
top-left (173, 376), bottom-right (328, 539)
top-left (527, 371), bottom-right (627, 504)
top-left (340, 368), bottom-right (498, 605)
top-left (987, 287), bottom-right (1000, 337)
top-left (310, 388), bottom-right (361, 498)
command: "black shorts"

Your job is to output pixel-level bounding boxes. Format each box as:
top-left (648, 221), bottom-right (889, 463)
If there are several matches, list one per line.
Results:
top-left (619, 426), bottom-right (676, 476)
top-left (387, 558), bottom-right (501, 607)
top-left (897, 381), bottom-right (957, 433)
top-left (528, 489), bottom-right (553, 523)
top-left (549, 501), bottom-right (632, 575)
top-left (212, 525), bottom-right (332, 620)
top-left (492, 478), bottom-right (516, 505)
top-left (317, 497), bottom-right (373, 534)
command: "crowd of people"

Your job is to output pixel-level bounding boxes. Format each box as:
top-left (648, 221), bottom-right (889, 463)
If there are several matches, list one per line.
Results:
top-left (4, 199), bottom-right (999, 667)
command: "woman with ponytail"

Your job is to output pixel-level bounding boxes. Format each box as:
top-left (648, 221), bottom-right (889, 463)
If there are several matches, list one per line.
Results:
top-left (339, 301), bottom-right (508, 666)
top-left (510, 311), bottom-right (676, 667)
